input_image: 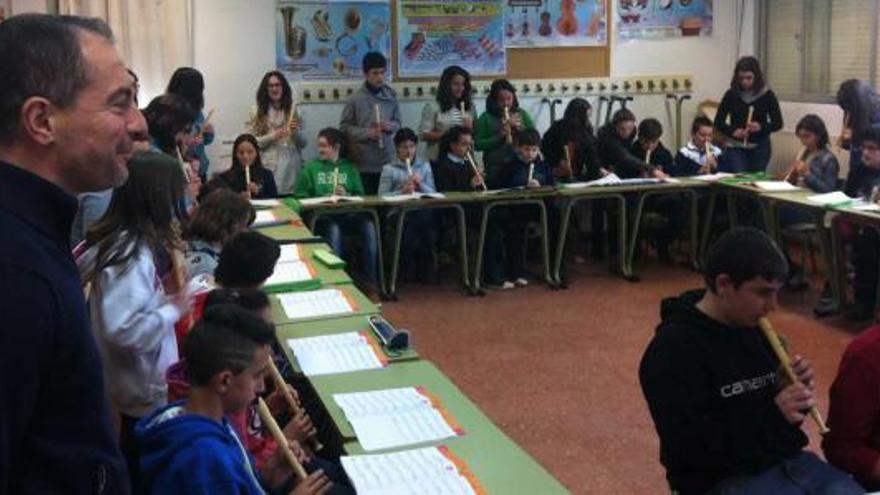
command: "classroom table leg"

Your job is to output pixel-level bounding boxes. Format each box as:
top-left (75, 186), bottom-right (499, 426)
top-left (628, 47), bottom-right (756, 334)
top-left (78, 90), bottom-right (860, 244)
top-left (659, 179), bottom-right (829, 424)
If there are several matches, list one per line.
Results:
top-left (816, 214), bottom-right (841, 314)
top-left (552, 198), bottom-right (574, 287)
top-left (699, 190), bottom-right (718, 266)
top-left (472, 199), bottom-right (554, 294)
top-left (682, 189), bottom-right (700, 271)
top-left (471, 203), bottom-right (491, 296)
top-left (726, 192), bottom-right (739, 228)
top-left (451, 205), bottom-right (471, 293)
top-left (830, 214), bottom-right (848, 312)
top-left (627, 190), bottom-right (700, 279)
top-left (625, 193), bottom-right (647, 280)
top-left (386, 204), bottom-right (470, 300)
top-left (613, 195), bottom-right (630, 280)
top-left (387, 207), bottom-right (407, 301)
top-left (536, 200), bottom-right (553, 288)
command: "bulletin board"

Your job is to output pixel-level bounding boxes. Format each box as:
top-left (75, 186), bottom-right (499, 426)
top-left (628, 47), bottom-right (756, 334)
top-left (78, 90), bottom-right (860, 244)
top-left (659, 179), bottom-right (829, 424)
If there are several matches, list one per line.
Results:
top-left (389, 0), bottom-right (610, 81)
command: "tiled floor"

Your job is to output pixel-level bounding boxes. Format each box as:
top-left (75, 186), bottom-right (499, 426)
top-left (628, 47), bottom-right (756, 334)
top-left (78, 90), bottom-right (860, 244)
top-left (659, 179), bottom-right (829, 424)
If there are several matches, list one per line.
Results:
top-left (380, 260), bottom-right (868, 494)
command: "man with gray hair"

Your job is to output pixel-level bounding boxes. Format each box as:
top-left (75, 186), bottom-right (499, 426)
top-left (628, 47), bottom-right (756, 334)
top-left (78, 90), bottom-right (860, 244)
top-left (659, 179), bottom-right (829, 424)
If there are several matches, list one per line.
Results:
top-left (0, 13), bottom-right (147, 494)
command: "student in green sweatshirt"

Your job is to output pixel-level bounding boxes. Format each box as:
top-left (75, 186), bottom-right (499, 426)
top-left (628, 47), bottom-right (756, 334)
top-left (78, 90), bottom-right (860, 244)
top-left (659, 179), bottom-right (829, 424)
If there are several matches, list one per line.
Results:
top-left (294, 128), bottom-right (377, 286)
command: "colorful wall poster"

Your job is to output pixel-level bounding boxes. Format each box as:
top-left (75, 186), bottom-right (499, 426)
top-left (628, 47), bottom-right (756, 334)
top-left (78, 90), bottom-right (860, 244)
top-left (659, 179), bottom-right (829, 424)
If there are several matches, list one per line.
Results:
top-left (397, 0), bottom-right (506, 78)
top-left (616, 0), bottom-right (712, 40)
top-left (504, 0), bottom-right (607, 48)
top-left (276, 0), bottom-right (392, 81)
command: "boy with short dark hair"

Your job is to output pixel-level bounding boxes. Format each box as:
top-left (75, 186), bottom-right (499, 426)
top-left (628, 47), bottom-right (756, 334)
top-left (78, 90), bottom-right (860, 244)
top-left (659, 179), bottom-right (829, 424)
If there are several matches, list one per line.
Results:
top-left (483, 129), bottom-right (554, 289)
top-left (632, 118), bottom-right (677, 262)
top-left (632, 118), bottom-right (674, 174)
top-left (215, 231), bottom-right (281, 288)
top-left (640, 228), bottom-right (862, 495)
top-left (845, 127), bottom-right (880, 320)
top-left (597, 109), bottom-right (666, 179)
top-left (673, 116), bottom-right (722, 177)
top-left (136, 304), bottom-right (333, 494)
top-left (339, 52), bottom-right (401, 194)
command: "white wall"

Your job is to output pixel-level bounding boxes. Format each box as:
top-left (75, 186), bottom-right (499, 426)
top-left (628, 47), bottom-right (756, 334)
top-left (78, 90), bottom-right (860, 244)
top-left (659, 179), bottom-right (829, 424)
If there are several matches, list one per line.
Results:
top-left (10, 0), bottom-right (47, 14)
top-left (192, 0), bottom-right (828, 174)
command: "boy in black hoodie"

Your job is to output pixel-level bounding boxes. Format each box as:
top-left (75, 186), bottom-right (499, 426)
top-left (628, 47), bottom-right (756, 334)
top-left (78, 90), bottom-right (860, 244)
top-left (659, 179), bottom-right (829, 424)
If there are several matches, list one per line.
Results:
top-left (639, 228), bottom-right (862, 495)
top-left (633, 118), bottom-right (678, 262)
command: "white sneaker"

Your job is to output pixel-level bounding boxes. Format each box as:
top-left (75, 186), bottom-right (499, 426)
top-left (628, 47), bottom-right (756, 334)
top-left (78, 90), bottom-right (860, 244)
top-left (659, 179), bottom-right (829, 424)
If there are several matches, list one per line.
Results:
top-left (486, 280), bottom-right (515, 290)
top-left (513, 277), bottom-right (529, 287)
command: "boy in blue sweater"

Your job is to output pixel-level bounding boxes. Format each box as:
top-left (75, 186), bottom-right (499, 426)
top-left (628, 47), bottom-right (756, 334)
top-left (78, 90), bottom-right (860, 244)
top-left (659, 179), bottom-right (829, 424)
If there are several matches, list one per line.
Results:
top-left (136, 305), bottom-right (333, 495)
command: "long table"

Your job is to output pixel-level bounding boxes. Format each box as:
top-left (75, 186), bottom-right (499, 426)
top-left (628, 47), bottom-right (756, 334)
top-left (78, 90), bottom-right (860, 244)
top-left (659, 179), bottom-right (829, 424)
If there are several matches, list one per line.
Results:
top-left (311, 360), bottom-right (569, 494)
top-left (257, 199), bottom-right (572, 493)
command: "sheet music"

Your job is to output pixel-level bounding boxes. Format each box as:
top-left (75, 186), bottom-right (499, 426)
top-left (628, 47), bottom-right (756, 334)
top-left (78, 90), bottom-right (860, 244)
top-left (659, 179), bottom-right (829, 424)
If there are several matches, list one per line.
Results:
top-left (277, 289), bottom-right (355, 320)
top-left (691, 172), bottom-right (735, 182)
top-left (298, 195), bottom-right (365, 206)
top-left (333, 387), bottom-right (459, 451)
top-left (754, 181), bottom-right (799, 192)
top-left (381, 194), bottom-right (420, 202)
top-left (565, 173), bottom-right (623, 189)
top-left (277, 244), bottom-right (302, 263)
top-left (807, 191), bottom-right (853, 205)
top-left (380, 192), bottom-right (446, 202)
top-left (253, 210), bottom-right (276, 224)
top-left (287, 332), bottom-right (385, 376)
top-left (341, 447), bottom-right (478, 495)
top-left (849, 200), bottom-right (880, 212)
top-left (264, 260), bottom-right (314, 287)
top-left (250, 199), bottom-right (280, 207)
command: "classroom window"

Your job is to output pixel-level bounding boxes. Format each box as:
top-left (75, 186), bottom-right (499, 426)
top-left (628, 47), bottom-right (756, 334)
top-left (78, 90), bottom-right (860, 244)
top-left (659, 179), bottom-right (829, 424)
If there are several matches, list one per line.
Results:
top-left (760, 0), bottom-right (877, 103)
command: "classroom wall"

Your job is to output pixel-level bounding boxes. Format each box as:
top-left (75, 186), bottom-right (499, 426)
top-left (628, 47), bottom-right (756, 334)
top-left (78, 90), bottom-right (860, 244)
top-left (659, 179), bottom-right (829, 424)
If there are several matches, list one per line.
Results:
top-left (191, 0), bottom-right (767, 174)
top-left (10, 0), bottom-right (48, 14)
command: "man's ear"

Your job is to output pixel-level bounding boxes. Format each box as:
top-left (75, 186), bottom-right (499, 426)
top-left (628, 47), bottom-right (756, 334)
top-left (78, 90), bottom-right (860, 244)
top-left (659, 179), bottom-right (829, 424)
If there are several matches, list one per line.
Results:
top-left (211, 370), bottom-right (235, 394)
top-left (19, 97), bottom-right (57, 146)
top-left (714, 273), bottom-right (734, 296)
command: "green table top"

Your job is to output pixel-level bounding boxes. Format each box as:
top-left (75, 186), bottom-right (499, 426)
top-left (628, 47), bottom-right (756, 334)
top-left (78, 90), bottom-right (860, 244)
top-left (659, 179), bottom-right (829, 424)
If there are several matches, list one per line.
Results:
top-left (310, 360), bottom-right (567, 494)
top-left (275, 315), bottom-right (419, 373)
top-left (269, 284), bottom-right (380, 325)
top-left (252, 205), bottom-right (315, 240)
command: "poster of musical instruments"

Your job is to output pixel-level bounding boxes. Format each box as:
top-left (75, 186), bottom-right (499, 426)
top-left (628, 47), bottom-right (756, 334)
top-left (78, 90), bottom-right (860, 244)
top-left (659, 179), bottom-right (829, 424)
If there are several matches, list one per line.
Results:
top-left (504, 0), bottom-right (607, 48)
top-left (616, 0), bottom-right (713, 40)
top-left (397, 0), bottom-right (506, 78)
top-left (276, 0), bottom-right (392, 81)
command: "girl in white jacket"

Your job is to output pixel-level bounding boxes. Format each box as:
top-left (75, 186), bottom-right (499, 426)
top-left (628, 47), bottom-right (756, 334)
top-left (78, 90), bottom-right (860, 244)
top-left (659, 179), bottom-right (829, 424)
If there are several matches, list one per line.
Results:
top-left (76, 150), bottom-right (191, 491)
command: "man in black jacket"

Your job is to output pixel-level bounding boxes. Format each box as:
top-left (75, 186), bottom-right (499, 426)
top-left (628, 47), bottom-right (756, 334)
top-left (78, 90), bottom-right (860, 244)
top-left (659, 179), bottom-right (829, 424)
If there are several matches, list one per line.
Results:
top-left (640, 228), bottom-right (862, 494)
top-left (0, 14), bottom-right (147, 494)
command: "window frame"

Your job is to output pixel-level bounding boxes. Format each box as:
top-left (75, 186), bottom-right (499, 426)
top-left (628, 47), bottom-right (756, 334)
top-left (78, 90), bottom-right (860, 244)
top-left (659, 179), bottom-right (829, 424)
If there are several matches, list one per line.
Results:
top-left (758, 0), bottom-right (880, 104)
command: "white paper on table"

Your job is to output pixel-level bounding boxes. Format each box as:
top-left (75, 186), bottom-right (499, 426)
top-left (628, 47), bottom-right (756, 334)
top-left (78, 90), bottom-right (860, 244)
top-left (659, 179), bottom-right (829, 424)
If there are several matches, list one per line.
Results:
top-left (287, 332), bottom-right (385, 376)
top-left (381, 194), bottom-right (420, 203)
top-left (277, 289), bottom-right (355, 320)
top-left (754, 181), bottom-right (800, 192)
top-left (691, 172), bottom-right (735, 182)
top-left (341, 446), bottom-right (478, 495)
top-left (298, 195), bottom-right (365, 206)
top-left (253, 210), bottom-right (276, 224)
top-left (250, 199), bottom-right (280, 207)
top-left (381, 192), bottom-right (447, 202)
top-left (277, 244), bottom-right (302, 263)
top-left (807, 191), bottom-right (854, 205)
top-left (333, 387), bottom-right (459, 451)
top-left (264, 260), bottom-right (314, 287)
top-left (565, 173), bottom-right (623, 189)
top-left (850, 201), bottom-right (880, 212)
